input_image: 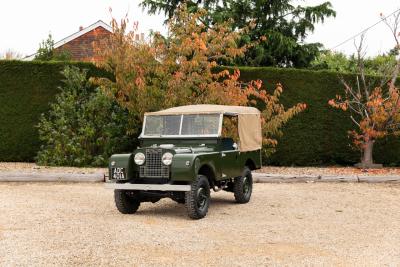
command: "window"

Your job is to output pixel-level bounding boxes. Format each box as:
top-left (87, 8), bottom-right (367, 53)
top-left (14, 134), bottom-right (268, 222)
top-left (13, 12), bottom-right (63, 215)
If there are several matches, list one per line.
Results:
top-left (221, 115), bottom-right (239, 142)
top-left (144, 115), bottom-right (181, 136)
top-left (143, 114), bottom-right (221, 137)
top-left (181, 114), bottom-right (220, 135)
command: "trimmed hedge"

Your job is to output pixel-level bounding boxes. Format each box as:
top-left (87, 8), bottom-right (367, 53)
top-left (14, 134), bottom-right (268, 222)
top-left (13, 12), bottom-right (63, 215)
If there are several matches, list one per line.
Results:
top-left (1, 61), bottom-right (399, 165)
top-left (0, 60), bottom-right (110, 162)
top-left (235, 67), bottom-right (400, 166)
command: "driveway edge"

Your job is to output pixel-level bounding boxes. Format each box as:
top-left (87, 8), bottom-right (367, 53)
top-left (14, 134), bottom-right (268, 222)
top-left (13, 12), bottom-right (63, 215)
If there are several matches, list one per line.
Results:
top-left (0, 171), bottom-right (105, 182)
top-left (252, 173), bottom-right (400, 183)
top-left (0, 171), bottom-right (399, 183)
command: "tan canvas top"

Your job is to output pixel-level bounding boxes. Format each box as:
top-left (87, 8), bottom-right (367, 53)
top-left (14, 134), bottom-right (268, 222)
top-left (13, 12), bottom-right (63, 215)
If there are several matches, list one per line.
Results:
top-left (145, 104), bottom-right (260, 115)
top-left (145, 105), bottom-right (262, 152)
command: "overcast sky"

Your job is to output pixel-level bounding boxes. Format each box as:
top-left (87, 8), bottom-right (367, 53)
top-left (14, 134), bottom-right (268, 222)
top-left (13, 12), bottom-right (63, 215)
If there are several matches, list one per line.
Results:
top-left (0, 0), bottom-right (399, 58)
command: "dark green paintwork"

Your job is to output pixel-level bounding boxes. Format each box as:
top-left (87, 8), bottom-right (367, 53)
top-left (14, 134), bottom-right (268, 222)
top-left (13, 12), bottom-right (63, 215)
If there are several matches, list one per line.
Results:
top-left (108, 137), bottom-right (261, 184)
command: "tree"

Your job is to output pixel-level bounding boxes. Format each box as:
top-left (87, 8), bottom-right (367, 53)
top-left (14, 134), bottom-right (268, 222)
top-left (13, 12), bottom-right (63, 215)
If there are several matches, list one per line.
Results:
top-left (140, 0), bottom-right (336, 68)
top-left (310, 51), bottom-right (355, 72)
top-left (34, 34), bottom-right (71, 61)
top-left (0, 49), bottom-right (23, 60)
top-left (37, 66), bottom-right (133, 166)
top-left (311, 50), bottom-right (397, 75)
top-left (95, 5), bottom-right (306, 156)
top-left (328, 12), bottom-right (400, 168)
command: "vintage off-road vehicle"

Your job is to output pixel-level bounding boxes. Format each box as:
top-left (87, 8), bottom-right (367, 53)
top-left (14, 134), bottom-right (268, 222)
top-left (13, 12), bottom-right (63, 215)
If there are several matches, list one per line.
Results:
top-left (105, 104), bottom-right (262, 219)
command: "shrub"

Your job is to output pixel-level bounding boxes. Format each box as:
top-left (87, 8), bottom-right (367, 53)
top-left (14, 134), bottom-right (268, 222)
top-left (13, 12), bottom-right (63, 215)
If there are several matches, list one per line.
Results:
top-left (0, 60), bottom-right (111, 162)
top-left (36, 66), bottom-right (134, 166)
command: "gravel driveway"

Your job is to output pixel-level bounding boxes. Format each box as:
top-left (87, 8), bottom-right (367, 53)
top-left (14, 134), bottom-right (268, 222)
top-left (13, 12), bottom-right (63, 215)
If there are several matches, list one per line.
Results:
top-left (0, 182), bottom-right (399, 266)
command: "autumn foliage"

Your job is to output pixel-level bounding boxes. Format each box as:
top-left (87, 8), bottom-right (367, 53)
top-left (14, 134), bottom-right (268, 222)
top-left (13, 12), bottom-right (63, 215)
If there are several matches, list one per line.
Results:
top-left (328, 11), bottom-right (400, 167)
top-left (329, 84), bottom-right (400, 148)
top-left (95, 5), bottom-right (306, 155)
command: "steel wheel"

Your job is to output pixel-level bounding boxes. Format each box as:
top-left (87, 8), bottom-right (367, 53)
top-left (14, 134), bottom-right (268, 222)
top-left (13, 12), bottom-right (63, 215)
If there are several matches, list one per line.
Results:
top-left (185, 175), bottom-right (210, 219)
top-left (234, 167), bottom-right (253, 204)
top-left (197, 187), bottom-right (208, 211)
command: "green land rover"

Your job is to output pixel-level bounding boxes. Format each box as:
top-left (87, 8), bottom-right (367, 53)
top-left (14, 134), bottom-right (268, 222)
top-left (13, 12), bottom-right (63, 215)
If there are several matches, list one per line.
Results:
top-left (105, 104), bottom-right (262, 219)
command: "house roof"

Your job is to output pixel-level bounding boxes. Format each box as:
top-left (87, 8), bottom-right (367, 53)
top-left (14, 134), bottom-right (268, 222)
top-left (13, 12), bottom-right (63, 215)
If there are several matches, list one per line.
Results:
top-left (53, 20), bottom-right (112, 49)
top-left (23, 20), bottom-right (112, 60)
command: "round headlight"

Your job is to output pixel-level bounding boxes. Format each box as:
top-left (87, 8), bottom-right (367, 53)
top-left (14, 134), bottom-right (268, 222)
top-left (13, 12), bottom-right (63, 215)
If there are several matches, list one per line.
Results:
top-left (134, 152), bottom-right (145, 165)
top-left (162, 152), bottom-right (173, 165)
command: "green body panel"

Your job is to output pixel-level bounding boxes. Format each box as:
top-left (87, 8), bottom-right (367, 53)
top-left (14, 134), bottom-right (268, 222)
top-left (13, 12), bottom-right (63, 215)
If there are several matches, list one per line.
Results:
top-left (108, 137), bottom-right (261, 184)
top-left (172, 152), bottom-right (222, 181)
top-left (109, 153), bottom-right (135, 180)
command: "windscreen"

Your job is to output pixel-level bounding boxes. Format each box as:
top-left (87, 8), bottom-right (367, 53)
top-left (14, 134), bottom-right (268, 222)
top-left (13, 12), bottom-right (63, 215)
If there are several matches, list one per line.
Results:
top-left (143, 114), bottom-right (221, 136)
top-left (181, 114), bottom-right (220, 135)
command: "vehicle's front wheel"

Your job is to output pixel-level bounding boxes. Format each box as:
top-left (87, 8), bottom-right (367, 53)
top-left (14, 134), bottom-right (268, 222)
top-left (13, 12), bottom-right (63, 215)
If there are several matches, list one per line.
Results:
top-left (185, 175), bottom-right (210, 219)
top-left (234, 167), bottom-right (253, 203)
top-left (114, 190), bottom-right (141, 214)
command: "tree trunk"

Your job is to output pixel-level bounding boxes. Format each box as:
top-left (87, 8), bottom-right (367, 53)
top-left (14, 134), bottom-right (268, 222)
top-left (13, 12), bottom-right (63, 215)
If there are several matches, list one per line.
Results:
top-left (362, 140), bottom-right (374, 167)
top-left (355, 139), bottom-right (382, 169)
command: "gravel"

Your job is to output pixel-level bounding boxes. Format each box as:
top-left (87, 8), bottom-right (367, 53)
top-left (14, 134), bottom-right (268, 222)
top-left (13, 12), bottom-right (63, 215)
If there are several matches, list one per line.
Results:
top-left (2, 162), bottom-right (400, 177)
top-left (1, 182), bottom-right (400, 266)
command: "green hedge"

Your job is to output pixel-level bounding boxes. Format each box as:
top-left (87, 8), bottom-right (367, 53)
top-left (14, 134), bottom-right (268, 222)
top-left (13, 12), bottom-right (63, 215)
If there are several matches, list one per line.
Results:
top-left (1, 61), bottom-right (399, 165)
top-left (0, 60), bottom-right (110, 162)
top-left (235, 67), bottom-right (400, 166)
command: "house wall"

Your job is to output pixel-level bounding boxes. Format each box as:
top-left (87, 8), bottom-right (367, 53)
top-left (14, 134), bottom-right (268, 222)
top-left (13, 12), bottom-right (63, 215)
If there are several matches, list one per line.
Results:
top-left (55, 26), bottom-right (111, 63)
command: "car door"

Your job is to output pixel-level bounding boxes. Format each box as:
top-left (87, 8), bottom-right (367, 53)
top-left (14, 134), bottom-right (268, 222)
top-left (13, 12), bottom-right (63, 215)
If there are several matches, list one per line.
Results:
top-left (220, 138), bottom-right (241, 179)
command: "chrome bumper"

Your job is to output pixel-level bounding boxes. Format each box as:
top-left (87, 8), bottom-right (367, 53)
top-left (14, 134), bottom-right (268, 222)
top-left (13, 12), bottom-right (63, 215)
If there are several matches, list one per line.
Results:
top-left (105, 182), bottom-right (191, 191)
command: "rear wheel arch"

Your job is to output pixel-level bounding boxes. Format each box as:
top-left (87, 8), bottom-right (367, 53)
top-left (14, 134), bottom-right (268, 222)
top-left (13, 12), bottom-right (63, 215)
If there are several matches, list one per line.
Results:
top-left (245, 158), bottom-right (256, 171)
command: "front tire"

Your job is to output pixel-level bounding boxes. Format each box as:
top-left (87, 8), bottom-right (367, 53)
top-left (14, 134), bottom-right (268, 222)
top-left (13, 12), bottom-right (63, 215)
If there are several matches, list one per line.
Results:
top-left (234, 167), bottom-right (253, 203)
top-left (114, 190), bottom-right (141, 214)
top-left (185, 175), bottom-right (210, 219)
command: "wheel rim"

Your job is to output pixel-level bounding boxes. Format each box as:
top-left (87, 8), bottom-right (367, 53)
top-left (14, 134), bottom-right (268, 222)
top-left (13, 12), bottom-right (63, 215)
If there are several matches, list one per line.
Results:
top-left (196, 187), bottom-right (208, 210)
top-left (243, 176), bottom-right (251, 197)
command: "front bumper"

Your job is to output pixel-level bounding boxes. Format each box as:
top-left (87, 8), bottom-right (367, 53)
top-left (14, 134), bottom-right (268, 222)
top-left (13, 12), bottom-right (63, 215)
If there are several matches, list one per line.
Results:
top-left (105, 182), bottom-right (190, 191)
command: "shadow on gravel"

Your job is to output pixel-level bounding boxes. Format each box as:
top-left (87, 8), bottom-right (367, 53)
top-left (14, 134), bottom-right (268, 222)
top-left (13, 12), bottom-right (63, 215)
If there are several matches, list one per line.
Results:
top-left (136, 202), bottom-right (187, 219)
top-left (134, 196), bottom-right (238, 219)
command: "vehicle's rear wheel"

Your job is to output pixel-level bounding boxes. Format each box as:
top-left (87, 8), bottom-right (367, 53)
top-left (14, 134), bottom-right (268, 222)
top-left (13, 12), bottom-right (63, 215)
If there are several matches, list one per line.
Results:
top-left (114, 190), bottom-right (141, 214)
top-left (185, 175), bottom-right (210, 219)
top-left (234, 167), bottom-right (253, 203)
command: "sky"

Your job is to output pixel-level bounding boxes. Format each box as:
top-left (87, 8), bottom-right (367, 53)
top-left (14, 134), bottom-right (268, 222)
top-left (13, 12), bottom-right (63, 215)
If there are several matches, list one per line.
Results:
top-left (0, 0), bottom-right (399, 58)
top-left (302, 0), bottom-right (400, 56)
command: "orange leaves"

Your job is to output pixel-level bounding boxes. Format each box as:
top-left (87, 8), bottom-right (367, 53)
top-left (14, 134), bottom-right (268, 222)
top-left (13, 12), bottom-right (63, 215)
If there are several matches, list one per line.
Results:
top-left (299, 103), bottom-right (307, 110)
top-left (95, 4), bottom-right (305, 154)
top-left (134, 77), bottom-right (144, 88)
top-left (328, 99), bottom-right (335, 106)
top-left (328, 97), bottom-right (348, 111)
top-left (331, 81), bottom-right (400, 150)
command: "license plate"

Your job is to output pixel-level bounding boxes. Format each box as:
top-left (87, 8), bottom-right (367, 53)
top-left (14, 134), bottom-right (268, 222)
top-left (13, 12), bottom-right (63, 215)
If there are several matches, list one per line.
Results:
top-left (112, 168), bottom-right (126, 180)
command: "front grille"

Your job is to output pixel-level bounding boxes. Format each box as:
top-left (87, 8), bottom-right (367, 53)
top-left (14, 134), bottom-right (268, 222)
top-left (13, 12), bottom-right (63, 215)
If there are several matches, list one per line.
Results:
top-left (139, 148), bottom-right (170, 178)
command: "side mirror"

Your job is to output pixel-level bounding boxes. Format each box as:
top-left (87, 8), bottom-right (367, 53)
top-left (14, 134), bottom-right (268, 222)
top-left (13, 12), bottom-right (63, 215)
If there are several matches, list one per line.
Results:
top-left (232, 143), bottom-right (238, 150)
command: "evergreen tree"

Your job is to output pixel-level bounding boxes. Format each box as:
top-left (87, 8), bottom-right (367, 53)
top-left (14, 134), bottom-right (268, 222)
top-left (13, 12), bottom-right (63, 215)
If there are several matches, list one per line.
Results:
top-left (141, 0), bottom-right (336, 67)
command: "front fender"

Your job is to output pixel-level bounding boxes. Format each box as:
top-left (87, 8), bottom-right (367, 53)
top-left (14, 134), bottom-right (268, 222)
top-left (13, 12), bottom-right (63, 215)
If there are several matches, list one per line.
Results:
top-left (171, 153), bottom-right (221, 182)
top-left (108, 153), bottom-right (136, 180)
top-left (170, 154), bottom-right (197, 181)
